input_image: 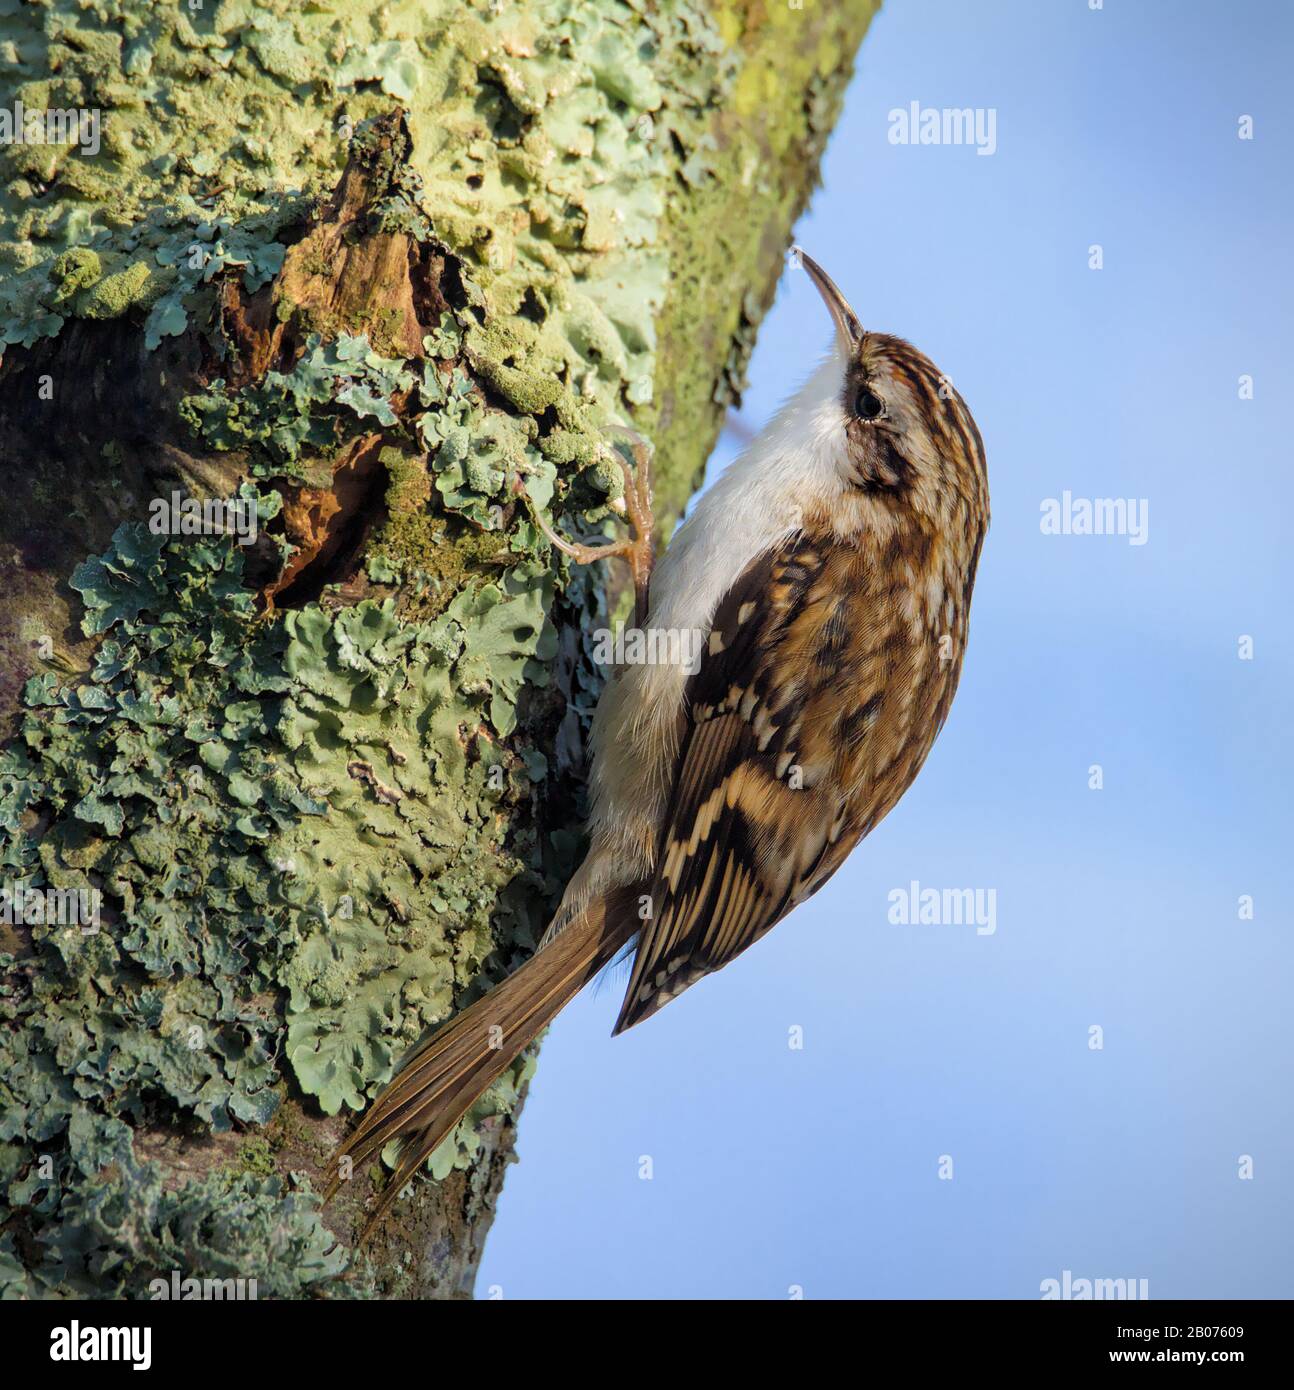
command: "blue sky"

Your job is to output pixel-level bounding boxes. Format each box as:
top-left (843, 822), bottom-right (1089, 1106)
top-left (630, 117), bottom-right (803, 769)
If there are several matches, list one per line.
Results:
top-left (477, 0), bottom-right (1293, 1298)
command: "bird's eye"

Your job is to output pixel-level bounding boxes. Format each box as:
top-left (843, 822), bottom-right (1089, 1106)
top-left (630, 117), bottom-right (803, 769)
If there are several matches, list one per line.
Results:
top-left (855, 389), bottom-right (884, 421)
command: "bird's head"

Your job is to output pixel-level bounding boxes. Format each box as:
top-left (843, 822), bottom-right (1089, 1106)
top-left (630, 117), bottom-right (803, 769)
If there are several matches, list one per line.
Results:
top-left (795, 248), bottom-right (988, 528)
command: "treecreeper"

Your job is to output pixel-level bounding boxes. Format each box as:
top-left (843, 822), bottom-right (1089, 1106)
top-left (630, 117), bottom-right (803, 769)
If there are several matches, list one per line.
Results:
top-left (326, 251), bottom-right (990, 1240)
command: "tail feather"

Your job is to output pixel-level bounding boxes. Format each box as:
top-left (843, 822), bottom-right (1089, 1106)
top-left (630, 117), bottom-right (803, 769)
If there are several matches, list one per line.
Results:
top-left (326, 889), bottom-right (635, 1242)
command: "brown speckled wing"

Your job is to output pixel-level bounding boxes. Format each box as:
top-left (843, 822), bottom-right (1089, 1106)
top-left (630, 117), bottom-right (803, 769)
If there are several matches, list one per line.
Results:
top-left (612, 536), bottom-right (863, 1034)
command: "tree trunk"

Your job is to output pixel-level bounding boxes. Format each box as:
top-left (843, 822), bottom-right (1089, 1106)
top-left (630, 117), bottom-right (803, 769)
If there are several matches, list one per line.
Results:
top-left (0, 0), bottom-right (878, 1298)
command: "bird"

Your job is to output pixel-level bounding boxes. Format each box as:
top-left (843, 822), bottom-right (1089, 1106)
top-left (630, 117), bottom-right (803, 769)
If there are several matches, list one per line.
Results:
top-left (325, 249), bottom-right (989, 1240)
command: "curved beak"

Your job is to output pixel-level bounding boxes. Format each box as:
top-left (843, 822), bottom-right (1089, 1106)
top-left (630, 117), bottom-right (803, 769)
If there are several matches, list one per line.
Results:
top-left (793, 246), bottom-right (862, 354)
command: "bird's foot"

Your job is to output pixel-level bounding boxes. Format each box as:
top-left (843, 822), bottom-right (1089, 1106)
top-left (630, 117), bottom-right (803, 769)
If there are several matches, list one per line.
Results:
top-left (523, 426), bottom-right (655, 627)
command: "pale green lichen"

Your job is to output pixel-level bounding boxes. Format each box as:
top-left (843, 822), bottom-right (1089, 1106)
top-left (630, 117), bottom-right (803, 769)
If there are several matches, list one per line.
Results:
top-left (0, 0), bottom-right (725, 459)
top-left (0, 1107), bottom-right (348, 1300)
top-left (181, 332), bottom-right (417, 481)
top-left (0, 520), bottom-right (577, 1294)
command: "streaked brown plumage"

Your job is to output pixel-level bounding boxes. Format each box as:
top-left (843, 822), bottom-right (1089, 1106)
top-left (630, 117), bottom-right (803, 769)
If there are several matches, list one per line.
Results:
top-left (326, 251), bottom-right (989, 1240)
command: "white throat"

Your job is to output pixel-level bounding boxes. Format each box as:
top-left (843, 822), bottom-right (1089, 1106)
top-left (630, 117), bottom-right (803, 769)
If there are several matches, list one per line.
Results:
top-left (646, 345), bottom-right (848, 638)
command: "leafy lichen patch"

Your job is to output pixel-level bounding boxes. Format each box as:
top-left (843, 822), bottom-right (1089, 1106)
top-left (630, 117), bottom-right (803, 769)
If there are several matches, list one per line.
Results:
top-left (0, 521), bottom-right (571, 1294)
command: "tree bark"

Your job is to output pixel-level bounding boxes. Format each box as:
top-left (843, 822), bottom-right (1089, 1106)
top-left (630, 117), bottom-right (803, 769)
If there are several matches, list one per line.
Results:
top-left (0, 0), bottom-right (879, 1298)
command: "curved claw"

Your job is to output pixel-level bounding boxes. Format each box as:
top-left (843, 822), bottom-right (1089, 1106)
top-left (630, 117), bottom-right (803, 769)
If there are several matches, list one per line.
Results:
top-left (518, 427), bottom-right (656, 628)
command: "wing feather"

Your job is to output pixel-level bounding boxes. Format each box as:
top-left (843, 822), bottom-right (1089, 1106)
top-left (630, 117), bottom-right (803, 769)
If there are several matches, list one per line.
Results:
top-left (613, 538), bottom-right (853, 1033)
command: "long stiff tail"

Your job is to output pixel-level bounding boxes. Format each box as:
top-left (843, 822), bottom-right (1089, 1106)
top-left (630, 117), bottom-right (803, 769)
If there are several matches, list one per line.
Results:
top-left (325, 889), bottom-right (634, 1242)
